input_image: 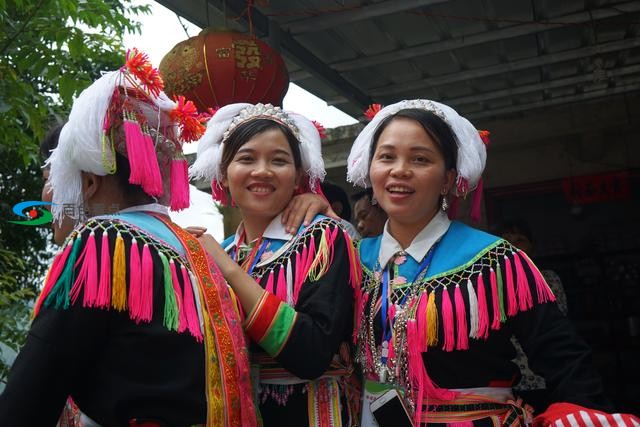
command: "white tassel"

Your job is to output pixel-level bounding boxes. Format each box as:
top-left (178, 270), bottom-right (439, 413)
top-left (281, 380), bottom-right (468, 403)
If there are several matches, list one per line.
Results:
top-left (189, 271), bottom-right (205, 332)
top-left (286, 259), bottom-right (294, 305)
top-left (467, 278), bottom-right (479, 339)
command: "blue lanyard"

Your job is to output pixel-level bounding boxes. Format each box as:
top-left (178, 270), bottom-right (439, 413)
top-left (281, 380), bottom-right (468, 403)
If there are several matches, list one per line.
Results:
top-left (380, 244), bottom-right (437, 364)
top-left (247, 240), bottom-right (269, 274)
top-left (232, 238), bottom-right (270, 275)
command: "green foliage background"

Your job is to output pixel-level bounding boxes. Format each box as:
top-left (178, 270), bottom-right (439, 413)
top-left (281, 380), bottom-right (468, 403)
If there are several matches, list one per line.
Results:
top-left (0, 0), bottom-right (150, 384)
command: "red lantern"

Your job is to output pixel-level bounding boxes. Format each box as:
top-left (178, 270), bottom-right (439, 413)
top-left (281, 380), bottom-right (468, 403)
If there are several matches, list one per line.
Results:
top-left (159, 29), bottom-right (289, 110)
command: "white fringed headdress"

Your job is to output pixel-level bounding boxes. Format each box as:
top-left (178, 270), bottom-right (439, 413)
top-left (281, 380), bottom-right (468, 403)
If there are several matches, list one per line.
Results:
top-left (47, 49), bottom-right (208, 223)
top-left (347, 99), bottom-right (488, 195)
top-left (190, 103), bottom-right (326, 201)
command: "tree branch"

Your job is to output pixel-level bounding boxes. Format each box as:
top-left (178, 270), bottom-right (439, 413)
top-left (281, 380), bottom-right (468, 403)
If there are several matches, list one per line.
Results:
top-left (0, 0), bottom-right (50, 56)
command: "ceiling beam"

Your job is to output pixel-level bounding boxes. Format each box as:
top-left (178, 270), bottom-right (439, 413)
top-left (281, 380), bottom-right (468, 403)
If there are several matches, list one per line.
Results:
top-left (324, 37), bottom-right (640, 103)
top-left (289, 1), bottom-right (640, 81)
top-left (445, 63), bottom-right (640, 107)
top-left (215, 0), bottom-right (373, 109)
top-left (468, 81), bottom-right (640, 120)
top-left (283, 0), bottom-right (452, 35)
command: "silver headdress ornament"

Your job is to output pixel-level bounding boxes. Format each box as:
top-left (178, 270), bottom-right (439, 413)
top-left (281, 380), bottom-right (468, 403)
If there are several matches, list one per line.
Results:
top-left (190, 102), bottom-right (326, 201)
top-left (223, 103), bottom-right (299, 141)
top-left (347, 98), bottom-right (487, 199)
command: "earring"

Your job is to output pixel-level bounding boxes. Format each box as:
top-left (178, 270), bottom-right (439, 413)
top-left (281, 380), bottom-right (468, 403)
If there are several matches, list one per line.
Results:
top-left (371, 195), bottom-right (378, 205)
top-left (441, 196), bottom-right (448, 212)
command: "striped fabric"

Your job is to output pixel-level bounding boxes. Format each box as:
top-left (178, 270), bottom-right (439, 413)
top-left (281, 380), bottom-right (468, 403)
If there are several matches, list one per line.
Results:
top-left (535, 403), bottom-right (640, 427)
top-left (244, 291), bottom-right (298, 357)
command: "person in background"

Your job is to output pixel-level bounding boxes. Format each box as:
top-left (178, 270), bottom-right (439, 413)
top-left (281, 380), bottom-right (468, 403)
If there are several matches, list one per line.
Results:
top-left (189, 102), bottom-right (361, 426)
top-left (321, 181), bottom-right (360, 239)
top-left (351, 188), bottom-right (387, 238)
top-left (496, 219), bottom-right (568, 314)
top-left (0, 51), bottom-right (254, 426)
top-left (496, 219), bottom-right (569, 412)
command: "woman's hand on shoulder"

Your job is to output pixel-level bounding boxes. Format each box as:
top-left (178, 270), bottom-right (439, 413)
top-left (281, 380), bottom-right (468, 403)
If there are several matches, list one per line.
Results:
top-left (184, 226), bottom-right (207, 237)
top-left (281, 193), bottom-right (337, 234)
top-left (196, 233), bottom-right (237, 278)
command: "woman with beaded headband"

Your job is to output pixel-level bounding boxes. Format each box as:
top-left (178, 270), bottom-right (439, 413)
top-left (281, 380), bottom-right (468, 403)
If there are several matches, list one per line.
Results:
top-left (189, 103), bottom-right (361, 426)
top-left (0, 50), bottom-right (255, 427)
top-left (347, 100), bottom-right (622, 426)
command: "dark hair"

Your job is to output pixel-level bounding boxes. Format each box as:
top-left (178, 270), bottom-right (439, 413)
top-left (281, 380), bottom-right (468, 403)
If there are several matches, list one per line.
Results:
top-left (350, 188), bottom-right (374, 203)
top-left (220, 119), bottom-right (303, 179)
top-left (40, 122), bottom-right (66, 162)
top-left (113, 152), bottom-right (152, 204)
top-left (494, 219), bottom-right (533, 243)
top-left (369, 109), bottom-right (458, 172)
top-left (320, 182), bottom-right (351, 221)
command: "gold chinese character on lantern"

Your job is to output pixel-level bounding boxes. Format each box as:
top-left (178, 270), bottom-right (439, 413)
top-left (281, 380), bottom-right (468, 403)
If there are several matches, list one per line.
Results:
top-left (216, 47), bottom-right (231, 59)
top-left (234, 39), bottom-right (262, 69)
top-left (239, 70), bottom-right (257, 81)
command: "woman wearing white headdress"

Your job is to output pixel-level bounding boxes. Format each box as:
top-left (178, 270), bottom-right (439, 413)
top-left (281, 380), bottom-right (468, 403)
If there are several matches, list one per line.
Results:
top-left (347, 100), bottom-right (617, 426)
top-left (0, 50), bottom-right (255, 427)
top-left (190, 103), bottom-right (362, 426)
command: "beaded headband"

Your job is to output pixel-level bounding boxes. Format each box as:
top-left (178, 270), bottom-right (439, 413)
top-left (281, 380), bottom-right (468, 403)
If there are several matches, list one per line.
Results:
top-left (222, 103), bottom-right (299, 141)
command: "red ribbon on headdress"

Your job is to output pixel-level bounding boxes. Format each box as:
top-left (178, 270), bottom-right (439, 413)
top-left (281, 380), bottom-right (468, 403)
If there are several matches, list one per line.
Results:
top-left (364, 103), bottom-right (382, 121)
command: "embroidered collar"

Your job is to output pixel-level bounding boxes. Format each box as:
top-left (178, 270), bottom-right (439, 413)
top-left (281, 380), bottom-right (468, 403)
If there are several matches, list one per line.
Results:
top-left (225, 213), bottom-right (294, 252)
top-left (378, 210), bottom-right (451, 267)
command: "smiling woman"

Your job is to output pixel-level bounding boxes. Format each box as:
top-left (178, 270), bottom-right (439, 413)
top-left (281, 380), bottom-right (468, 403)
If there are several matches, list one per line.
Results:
top-left (347, 99), bottom-right (618, 427)
top-left (219, 119), bottom-right (303, 235)
top-left (189, 103), bottom-right (362, 426)
top-left (0, 51), bottom-right (254, 427)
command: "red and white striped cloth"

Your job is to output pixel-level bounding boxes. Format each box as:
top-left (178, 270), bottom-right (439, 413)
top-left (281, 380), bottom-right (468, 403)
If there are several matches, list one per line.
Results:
top-left (534, 403), bottom-right (639, 427)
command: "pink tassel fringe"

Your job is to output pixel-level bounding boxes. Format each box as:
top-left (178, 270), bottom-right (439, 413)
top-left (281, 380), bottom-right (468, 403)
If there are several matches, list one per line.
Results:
top-left (70, 232), bottom-right (98, 307)
top-left (520, 251), bottom-right (556, 304)
top-left (139, 244), bottom-right (154, 323)
top-left (513, 251), bottom-right (533, 311)
top-left (140, 131), bottom-right (164, 197)
top-left (454, 284), bottom-right (469, 350)
top-left (36, 241), bottom-right (73, 315)
top-left (128, 238), bottom-right (142, 322)
top-left (275, 266), bottom-right (287, 302)
top-left (170, 158), bottom-right (190, 211)
top-left (170, 260), bottom-right (187, 332)
top-left (181, 265), bottom-right (202, 341)
top-left (415, 292), bottom-right (429, 351)
top-left (211, 179), bottom-right (229, 206)
top-left (265, 270), bottom-right (275, 294)
top-left (476, 273), bottom-right (489, 339)
top-left (504, 256), bottom-right (518, 317)
top-left (123, 120), bottom-right (148, 185)
top-left (441, 287), bottom-right (455, 352)
top-left (407, 319), bottom-right (457, 426)
top-left (96, 232), bottom-right (111, 308)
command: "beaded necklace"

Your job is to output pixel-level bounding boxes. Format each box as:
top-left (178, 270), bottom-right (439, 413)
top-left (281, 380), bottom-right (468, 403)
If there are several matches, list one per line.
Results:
top-left (371, 242), bottom-right (438, 383)
top-left (232, 230), bottom-right (270, 275)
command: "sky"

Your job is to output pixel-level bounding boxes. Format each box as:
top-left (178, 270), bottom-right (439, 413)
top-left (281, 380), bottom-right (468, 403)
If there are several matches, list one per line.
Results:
top-left (123, 1), bottom-right (358, 153)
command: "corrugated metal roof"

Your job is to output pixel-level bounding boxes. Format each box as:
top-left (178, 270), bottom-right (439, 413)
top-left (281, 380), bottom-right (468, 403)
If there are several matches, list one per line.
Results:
top-left (155, 0), bottom-right (640, 122)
